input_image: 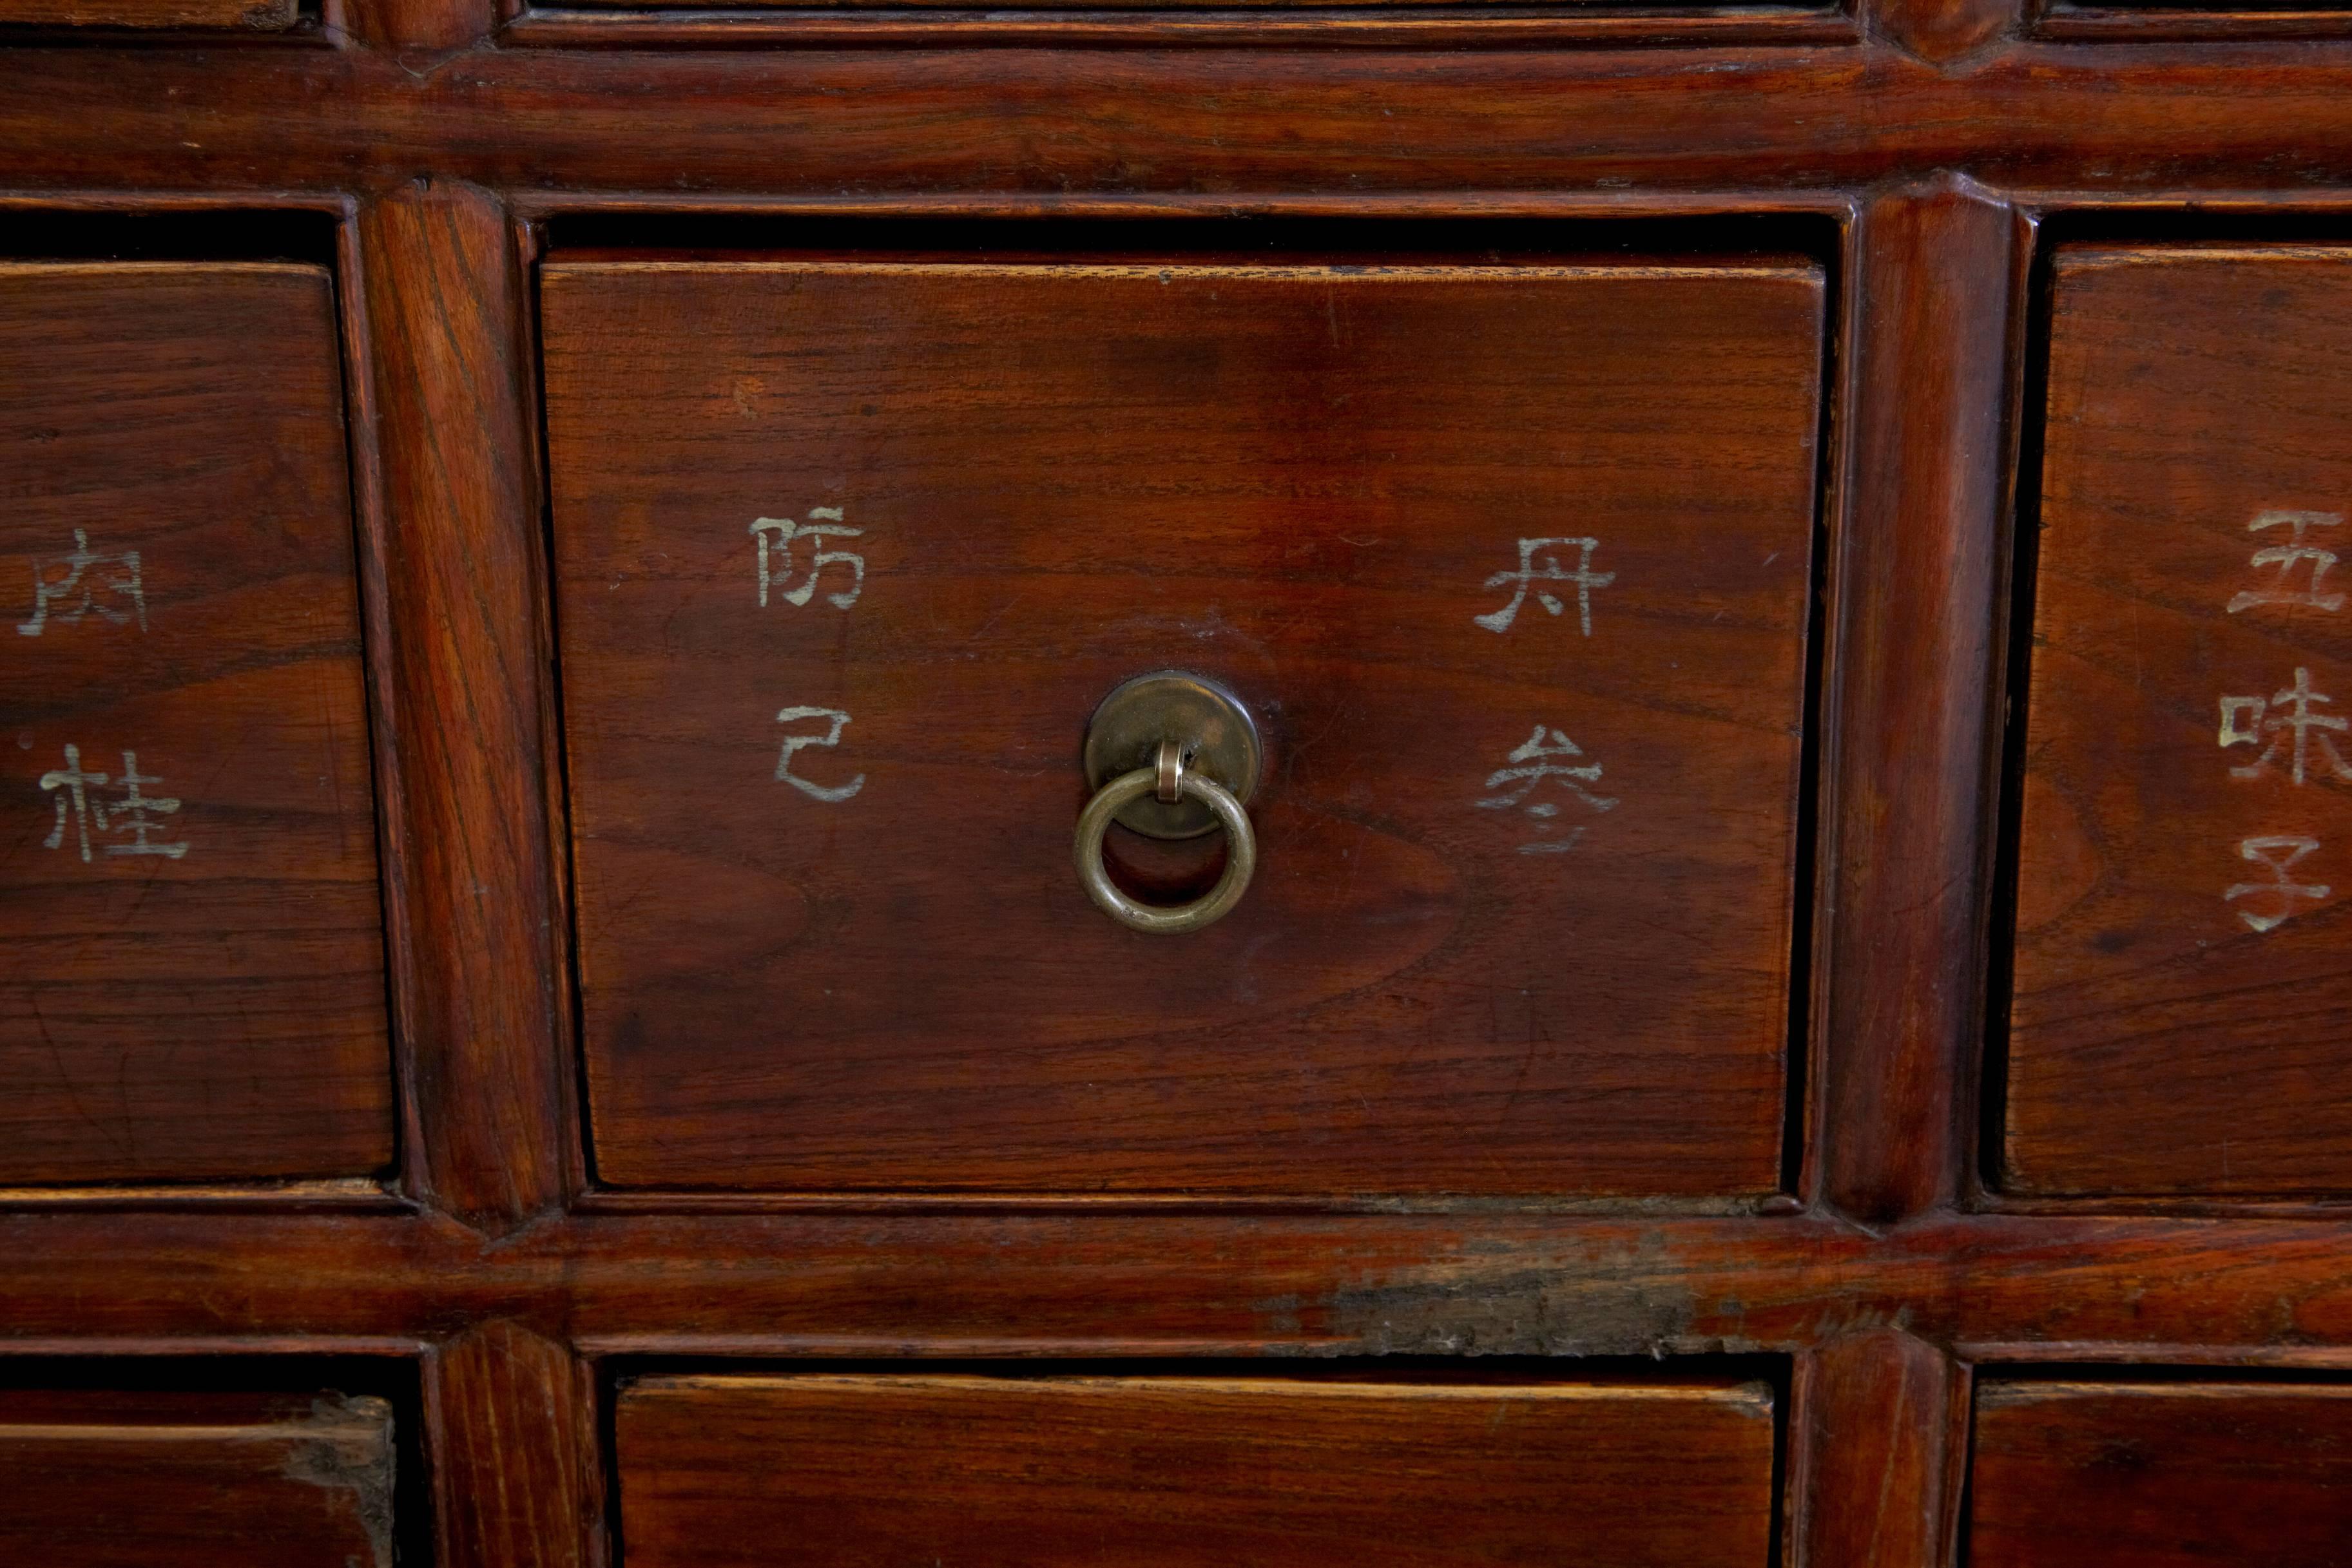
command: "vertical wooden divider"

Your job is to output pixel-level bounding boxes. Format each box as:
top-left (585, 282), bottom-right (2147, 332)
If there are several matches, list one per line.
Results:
top-left (1796, 175), bottom-right (2014, 1567)
top-left (1859, 0), bottom-right (2017, 67)
top-left (356, 181), bottom-right (573, 1232)
top-left (336, 0), bottom-right (505, 55)
top-left (427, 1319), bottom-right (603, 1568)
top-left (1793, 1331), bottom-right (1969, 1568)
top-left (1817, 179), bottom-right (2020, 1227)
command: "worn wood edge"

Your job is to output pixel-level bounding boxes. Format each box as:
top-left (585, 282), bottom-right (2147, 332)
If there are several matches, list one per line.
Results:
top-left (2032, 2), bottom-right (2352, 38)
top-left (505, 211), bottom-right (588, 1212)
top-left (1974, 1376), bottom-right (2352, 1407)
top-left (1957, 1341), bottom-right (2352, 1366)
top-left (0, 1180), bottom-right (407, 1212)
top-left (543, 258), bottom-right (1825, 280)
top-left (0, 1337), bottom-right (432, 1357)
top-left (0, 192), bottom-right (348, 215)
top-left (1786, 204), bottom-right (1861, 1220)
top-left (1964, 200), bottom-right (2041, 1212)
top-left (2010, 191), bottom-right (2352, 216)
top-left (0, 258), bottom-right (330, 278)
top-left (2048, 240), bottom-right (2352, 271)
top-left (621, 1370), bottom-right (1777, 1403)
top-left (0, 0), bottom-right (297, 26)
top-left (1973, 1192), bottom-right (2352, 1217)
top-left (0, 1413), bottom-right (392, 1442)
top-left (570, 1190), bottom-right (1793, 1215)
top-left (503, 1), bottom-right (1855, 45)
top-left (513, 191), bottom-right (1860, 222)
top-left (336, 195), bottom-right (427, 1216)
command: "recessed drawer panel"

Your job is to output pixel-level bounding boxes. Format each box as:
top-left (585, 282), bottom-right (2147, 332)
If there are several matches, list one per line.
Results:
top-left (0, 262), bottom-right (392, 1187)
top-left (0, 1390), bottom-right (397, 1566)
top-left (543, 245), bottom-right (1826, 1196)
top-left (2005, 244), bottom-right (2352, 1196)
top-left (1970, 1379), bottom-right (2352, 1567)
top-left (616, 1373), bottom-right (1777, 1568)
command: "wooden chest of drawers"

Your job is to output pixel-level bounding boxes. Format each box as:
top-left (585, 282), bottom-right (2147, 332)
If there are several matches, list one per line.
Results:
top-left (8, 0), bottom-right (2352, 1562)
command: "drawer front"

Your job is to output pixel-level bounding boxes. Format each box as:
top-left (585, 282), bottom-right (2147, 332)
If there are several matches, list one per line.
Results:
top-left (617, 1373), bottom-right (1775, 1568)
top-left (2005, 244), bottom-right (2352, 1196)
top-left (1970, 1379), bottom-right (2352, 1567)
top-left (0, 1390), bottom-right (396, 1565)
top-left (0, 0), bottom-right (298, 26)
top-left (543, 249), bottom-right (1826, 1196)
top-left (0, 262), bottom-right (392, 1186)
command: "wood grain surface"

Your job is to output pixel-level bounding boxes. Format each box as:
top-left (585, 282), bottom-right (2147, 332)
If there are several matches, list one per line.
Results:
top-left (1793, 1332), bottom-right (1962, 1568)
top-left (0, 1388), bottom-right (396, 1567)
top-left (1819, 182), bottom-right (2016, 1223)
top-left (0, 0), bottom-right (294, 26)
top-left (2005, 245), bottom-right (2352, 1196)
top-left (359, 184), bottom-right (572, 1229)
top-left (616, 1372), bottom-right (1776, 1568)
top-left (0, 262), bottom-right (393, 1187)
top-left (425, 1322), bottom-right (598, 1568)
top-left (543, 254), bottom-right (1824, 1196)
top-left (1969, 1379), bottom-right (2352, 1568)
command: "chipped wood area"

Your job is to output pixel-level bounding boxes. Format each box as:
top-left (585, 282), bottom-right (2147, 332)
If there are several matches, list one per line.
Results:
top-left (0, 1390), bottom-right (396, 1566)
top-left (281, 1395), bottom-right (398, 1568)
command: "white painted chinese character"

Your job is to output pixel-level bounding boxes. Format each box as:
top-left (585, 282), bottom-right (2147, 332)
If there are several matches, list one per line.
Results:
top-left (39, 743), bottom-right (108, 862)
top-left (1476, 537), bottom-right (1614, 635)
top-left (1476, 725), bottom-right (1617, 854)
top-left (2224, 835), bottom-right (2330, 933)
top-left (750, 508), bottom-right (864, 609)
top-left (774, 706), bottom-right (864, 802)
top-left (37, 745), bottom-right (189, 863)
top-left (2220, 667), bottom-right (2352, 785)
top-left (101, 752), bottom-right (187, 859)
top-left (17, 528), bottom-right (146, 636)
top-left (2226, 511), bottom-right (2344, 615)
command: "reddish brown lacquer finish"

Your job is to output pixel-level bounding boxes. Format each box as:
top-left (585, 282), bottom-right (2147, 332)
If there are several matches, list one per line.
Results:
top-left (0, 263), bottom-right (392, 1187)
top-left (542, 254), bottom-right (1824, 1196)
top-left (2006, 245), bottom-right (2352, 1197)
top-left (1969, 1380), bottom-right (2352, 1568)
top-left (0, 1389), bottom-right (396, 1567)
top-left (616, 1373), bottom-right (1775, 1568)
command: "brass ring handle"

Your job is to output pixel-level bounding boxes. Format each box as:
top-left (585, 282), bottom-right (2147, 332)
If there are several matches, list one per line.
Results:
top-left (1074, 762), bottom-right (1257, 935)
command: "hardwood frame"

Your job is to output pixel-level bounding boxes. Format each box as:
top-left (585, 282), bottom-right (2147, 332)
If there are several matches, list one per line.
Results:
top-left (9, 0), bottom-right (2352, 1560)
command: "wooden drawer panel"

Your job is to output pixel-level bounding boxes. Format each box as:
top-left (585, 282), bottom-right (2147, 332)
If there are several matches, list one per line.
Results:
top-left (0, 0), bottom-right (296, 27)
top-left (542, 245), bottom-right (1826, 1196)
top-left (0, 1389), bottom-right (396, 1566)
top-left (0, 262), bottom-right (392, 1187)
top-left (616, 1372), bottom-right (1776, 1568)
top-left (1970, 1379), bottom-right (2352, 1567)
top-left (2004, 244), bottom-right (2352, 1197)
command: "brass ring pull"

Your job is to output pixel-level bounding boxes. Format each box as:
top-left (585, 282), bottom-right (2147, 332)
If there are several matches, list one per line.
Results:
top-left (1074, 744), bottom-right (1258, 935)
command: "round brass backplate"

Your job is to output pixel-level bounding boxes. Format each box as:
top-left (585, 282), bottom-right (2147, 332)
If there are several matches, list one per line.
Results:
top-left (1082, 671), bottom-right (1262, 841)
